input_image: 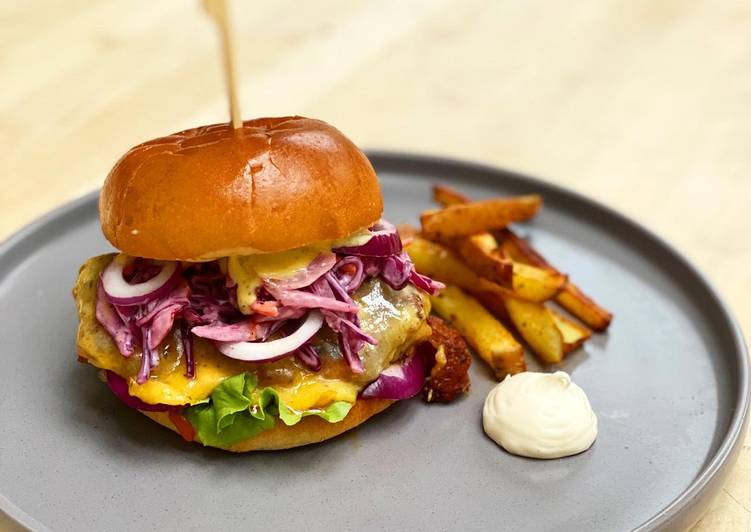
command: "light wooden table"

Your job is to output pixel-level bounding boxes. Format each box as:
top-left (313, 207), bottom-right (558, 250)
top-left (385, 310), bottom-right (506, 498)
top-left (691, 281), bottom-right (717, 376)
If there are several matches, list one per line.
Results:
top-left (1, 1), bottom-right (749, 530)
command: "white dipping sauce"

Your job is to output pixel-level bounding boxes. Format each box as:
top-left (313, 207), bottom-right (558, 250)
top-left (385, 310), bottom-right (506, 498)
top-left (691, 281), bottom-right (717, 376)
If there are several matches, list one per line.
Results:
top-left (482, 371), bottom-right (597, 459)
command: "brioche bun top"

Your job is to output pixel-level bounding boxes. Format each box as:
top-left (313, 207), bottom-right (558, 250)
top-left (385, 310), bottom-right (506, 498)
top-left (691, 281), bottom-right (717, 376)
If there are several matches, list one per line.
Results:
top-left (99, 117), bottom-right (383, 260)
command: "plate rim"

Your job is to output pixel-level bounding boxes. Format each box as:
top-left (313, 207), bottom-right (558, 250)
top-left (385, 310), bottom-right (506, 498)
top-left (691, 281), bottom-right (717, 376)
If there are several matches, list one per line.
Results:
top-left (1, 151), bottom-right (748, 532)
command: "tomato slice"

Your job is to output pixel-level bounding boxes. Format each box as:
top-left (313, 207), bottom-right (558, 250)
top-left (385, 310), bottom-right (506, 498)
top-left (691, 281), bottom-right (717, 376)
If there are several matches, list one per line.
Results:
top-left (169, 410), bottom-right (196, 442)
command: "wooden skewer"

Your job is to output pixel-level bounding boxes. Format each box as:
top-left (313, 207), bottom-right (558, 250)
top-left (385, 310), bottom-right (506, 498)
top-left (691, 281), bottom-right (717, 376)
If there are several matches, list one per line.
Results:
top-left (202, 0), bottom-right (242, 129)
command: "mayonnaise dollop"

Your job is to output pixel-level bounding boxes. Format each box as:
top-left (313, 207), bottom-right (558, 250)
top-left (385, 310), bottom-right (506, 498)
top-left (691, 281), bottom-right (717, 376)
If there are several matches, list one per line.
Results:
top-left (482, 371), bottom-right (597, 459)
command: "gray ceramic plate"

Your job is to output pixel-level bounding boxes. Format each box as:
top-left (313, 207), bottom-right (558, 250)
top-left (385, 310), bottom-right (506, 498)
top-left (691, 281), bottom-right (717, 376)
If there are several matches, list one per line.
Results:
top-left (0, 153), bottom-right (748, 532)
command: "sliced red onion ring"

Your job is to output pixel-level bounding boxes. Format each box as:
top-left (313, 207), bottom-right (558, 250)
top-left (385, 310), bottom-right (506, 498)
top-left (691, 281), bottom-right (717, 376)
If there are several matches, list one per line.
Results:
top-left (102, 258), bottom-right (181, 306)
top-left (105, 370), bottom-right (183, 412)
top-left (216, 310), bottom-right (323, 362)
top-left (334, 220), bottom-right (402, 257)
top-left (361, 352), bottom-right (427, 400)
top-left (265, 252), bottom-right (336, 290)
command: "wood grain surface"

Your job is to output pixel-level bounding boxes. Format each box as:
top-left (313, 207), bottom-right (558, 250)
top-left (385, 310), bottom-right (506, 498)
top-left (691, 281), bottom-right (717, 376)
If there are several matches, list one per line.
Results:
top-left (1, 1), bottom-right (749, 530)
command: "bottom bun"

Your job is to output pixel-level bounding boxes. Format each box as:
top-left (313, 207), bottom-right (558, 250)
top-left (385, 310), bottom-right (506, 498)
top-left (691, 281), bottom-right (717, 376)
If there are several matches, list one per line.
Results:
top-left (142, 398), bottom-right (394, 452)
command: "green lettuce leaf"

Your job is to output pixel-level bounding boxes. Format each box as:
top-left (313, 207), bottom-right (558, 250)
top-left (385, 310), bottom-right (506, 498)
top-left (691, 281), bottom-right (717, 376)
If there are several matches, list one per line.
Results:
top-left (184, 372), bottom-right (353, 448)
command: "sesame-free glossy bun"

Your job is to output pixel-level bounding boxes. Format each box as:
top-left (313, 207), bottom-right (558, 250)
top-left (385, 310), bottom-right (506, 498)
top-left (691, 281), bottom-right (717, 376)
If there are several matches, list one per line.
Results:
top-left (142, 398), bottom-right (393, 452)
top-left (100, 117), bottom-right (383, 261)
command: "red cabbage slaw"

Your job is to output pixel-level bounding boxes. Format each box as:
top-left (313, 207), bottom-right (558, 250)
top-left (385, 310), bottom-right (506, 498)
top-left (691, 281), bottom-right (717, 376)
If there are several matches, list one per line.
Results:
top-left (96, 220), bottom-right (443, 385)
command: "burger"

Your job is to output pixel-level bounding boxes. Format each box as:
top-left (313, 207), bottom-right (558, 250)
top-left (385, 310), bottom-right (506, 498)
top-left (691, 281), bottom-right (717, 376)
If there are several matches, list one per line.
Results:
top-left (72, 116), bottom-right (445, 452)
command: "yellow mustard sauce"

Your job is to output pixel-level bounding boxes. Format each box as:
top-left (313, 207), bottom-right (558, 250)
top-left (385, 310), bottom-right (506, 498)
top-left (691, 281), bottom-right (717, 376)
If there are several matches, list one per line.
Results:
top-left (228, 246), bottom-right (323, 313)
top-left (227, 228), bottom-right (372, 314)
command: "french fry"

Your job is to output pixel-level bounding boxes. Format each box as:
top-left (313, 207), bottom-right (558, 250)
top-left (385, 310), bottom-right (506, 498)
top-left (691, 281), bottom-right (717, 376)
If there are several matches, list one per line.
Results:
top-left (406, 237), bottom-right (557, 304)
top-left (396, 223), bottom-right (420, 244)
top-left (428, 183), bottom-right (610, 364)
top-left (555, 284), bottom-right (613, 332)
top-left (405, 237), bottom-right (512, 301)
top-left (463, 232), bottom-right (496, 253)
top-left (496, 228), bottom-right (550, 267)
top-left (452, 234), bottom-right (513, 287)
top-left (550, 309), bottom-right (592, 354)
top-left (421, 195), bottom-right (542, 240)
top-left (435, 186), bottom-right (517, 290)
top-left (474, 291), bottom-right (511, 322)
top-left (432, 187), bottom-right (563, 299)
top-left (497, 228), bottom-right (613, 331)
top-left (430, 285), bottom-right (525, 378)
top-left (512, 262), bottom-right (566, 301)
top-left (504, 297), bottom-right (564, 364)
top-left (433, 184), bottom-right (470, 207)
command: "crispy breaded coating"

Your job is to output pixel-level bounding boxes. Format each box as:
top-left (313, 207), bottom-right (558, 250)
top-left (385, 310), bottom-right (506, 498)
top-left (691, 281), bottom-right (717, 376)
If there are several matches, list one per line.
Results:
top-left (422, 316), bottom-right (471, 403)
